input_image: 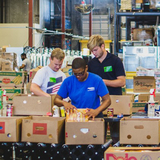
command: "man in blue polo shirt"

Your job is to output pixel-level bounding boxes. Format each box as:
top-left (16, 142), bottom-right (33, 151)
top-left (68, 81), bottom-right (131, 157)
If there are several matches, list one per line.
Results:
top-left (87, 35), bottom-right (126, 143)
top-left (54, 57), bottom-right (111, 119)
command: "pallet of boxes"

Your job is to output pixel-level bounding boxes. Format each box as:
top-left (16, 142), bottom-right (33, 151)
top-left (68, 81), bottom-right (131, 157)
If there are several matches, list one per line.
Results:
top-left (0, 52), bottom-right (31, 144)
top-left (0, 52), bottom-right (24, 116)
top-left (104, 72), bottom-right (160, 159)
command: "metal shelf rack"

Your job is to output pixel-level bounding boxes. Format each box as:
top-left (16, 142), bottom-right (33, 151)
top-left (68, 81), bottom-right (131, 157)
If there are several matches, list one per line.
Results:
top-left (114, 0), bottom-right (160, 55)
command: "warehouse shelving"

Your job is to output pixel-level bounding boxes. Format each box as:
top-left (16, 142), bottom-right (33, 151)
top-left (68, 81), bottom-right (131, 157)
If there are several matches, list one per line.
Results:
top-left (114, 0), bottom-right (160, 55)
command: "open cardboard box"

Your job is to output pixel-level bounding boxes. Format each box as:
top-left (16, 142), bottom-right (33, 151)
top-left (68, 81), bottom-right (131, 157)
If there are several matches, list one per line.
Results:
top-left (21, 116), bottom-right (65, 144)
top-left (120, 117), bottom-right (160, 145)
top-left (0, 116), bottom-right (30, 142)
top-left (65, 118), bottom-right (105, 145)
top-left (104, 147), bottom-right (160, 160)
top-left (103, 95), bottom-right (133, 115)
top-left (13, 94), bottom-right (54, 116)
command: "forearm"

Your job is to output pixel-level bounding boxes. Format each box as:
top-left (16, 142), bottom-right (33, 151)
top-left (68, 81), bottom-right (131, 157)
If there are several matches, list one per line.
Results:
top-left (103, 76), bottom-right (125, 87)
top-left (95, 95), bottom-right (111, 114)
top-left (30, 83), bottom-right (50, 97)
top-left (54, 97), bottom-right (68, 107)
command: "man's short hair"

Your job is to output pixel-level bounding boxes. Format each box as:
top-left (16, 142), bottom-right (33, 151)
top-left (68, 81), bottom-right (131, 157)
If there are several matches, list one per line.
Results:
top-left (87, 34), bottom-right (105, 51)
top-left (72, 58), bottom-right (86, 69)
top-left (51, 48), bottom-right (65, 61)
top-left (21, 53), bottom-right (26, 57)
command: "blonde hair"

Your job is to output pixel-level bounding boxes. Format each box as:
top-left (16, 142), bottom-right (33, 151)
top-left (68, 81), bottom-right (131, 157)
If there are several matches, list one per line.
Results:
top-left (87, 35), bottom-right (105, 51)
top-left (51, 48), bottom-right (65, 61)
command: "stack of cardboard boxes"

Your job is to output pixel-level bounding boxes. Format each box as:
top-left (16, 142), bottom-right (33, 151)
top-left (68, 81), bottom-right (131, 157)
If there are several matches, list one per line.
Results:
top-left (0, 72), bottom-right (24, 104)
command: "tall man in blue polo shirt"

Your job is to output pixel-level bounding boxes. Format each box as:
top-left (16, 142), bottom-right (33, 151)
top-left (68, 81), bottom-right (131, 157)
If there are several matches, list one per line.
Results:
top-left (87, 35), bottom-right (126, 144)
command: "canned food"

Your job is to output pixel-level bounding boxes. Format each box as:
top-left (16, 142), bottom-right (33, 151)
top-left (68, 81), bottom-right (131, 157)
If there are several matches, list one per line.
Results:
top-left (107, 108), bottom-right (114, 118)
top-left (6, 104), bottom-right (13, 117)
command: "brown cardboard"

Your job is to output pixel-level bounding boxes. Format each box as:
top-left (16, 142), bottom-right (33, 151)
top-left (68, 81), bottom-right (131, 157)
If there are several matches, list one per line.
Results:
top-left (21, 116), bottom-right (65, 144)
top-left (0, 116), bottom-right (30, 142)
top-left (155, 93), bottom-right (160, 103)
top-left (133, 76), bottom-right (155, 93)
top-left (13, 95), bottom-right (52, 116)
top-left (120, 117), bottom-right (160, 145)
top-left (137, 92), bottom-right (160, 104)
top-left (65, 118), bottom-right (104, 145)
top-left (132, 102), bottom-right (146, 113)
top-left (138, 93), bottom-right (149, 102)
top-left (103, 95), bottom-right (133, 115)
top-left (0, 88), bottom-right (23, 104)
top-left (0, 71), bottom-right (24, 88)
top-left (104, 147), bottom-right (160, 160)
top-left (29, 66), bottom-right (43, 82)
top-left (61, 65), bottom-right (72, 77)
top-left (133, 28), bottom-right (154, 41)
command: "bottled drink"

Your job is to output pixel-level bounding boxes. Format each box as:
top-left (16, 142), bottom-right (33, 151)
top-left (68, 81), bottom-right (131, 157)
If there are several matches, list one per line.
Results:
top-left (2, 89), bottom-right (7, 117)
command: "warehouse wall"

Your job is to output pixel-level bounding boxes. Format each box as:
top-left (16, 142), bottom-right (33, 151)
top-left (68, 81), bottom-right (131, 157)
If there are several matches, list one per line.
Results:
top-left (0, 23), bottom-right (42, 47)
top-left (4, 0), bottom-right (39, 24)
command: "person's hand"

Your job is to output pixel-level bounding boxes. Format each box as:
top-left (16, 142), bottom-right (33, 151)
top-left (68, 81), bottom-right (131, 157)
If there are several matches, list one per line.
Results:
top-left (85, 108), bottom-right (99, 120)
top-left (63, 102), bottom-right (76, 111)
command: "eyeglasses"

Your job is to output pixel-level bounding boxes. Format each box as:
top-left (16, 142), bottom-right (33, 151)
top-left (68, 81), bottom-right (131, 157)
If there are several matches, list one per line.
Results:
top-left (73, 69), bottom-right (85, 77)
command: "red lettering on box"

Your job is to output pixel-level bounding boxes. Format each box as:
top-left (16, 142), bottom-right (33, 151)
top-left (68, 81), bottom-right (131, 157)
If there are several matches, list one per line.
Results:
top-left (0, 122), bottom-right (5, 134)
top-left (106, 153), bottom-right (137, 160)
top-left (33, 123), bottom-right (47, 135)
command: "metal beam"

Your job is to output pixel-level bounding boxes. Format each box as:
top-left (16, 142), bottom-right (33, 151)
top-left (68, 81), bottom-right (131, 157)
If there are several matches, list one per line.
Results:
top-left (61, 0), bottom-right (65, 49)
top-left (116, 12), bottom-right (160, 16)
top-left (29, 0), bottom-right (33, 47)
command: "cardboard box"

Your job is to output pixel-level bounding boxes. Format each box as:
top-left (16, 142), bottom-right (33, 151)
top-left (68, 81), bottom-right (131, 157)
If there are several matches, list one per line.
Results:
top-left (65, 118), bottom-right (105, 145)
top-left (0, 88), bottom-right (23, 104)
top-left (2, 60), bottom-right (14, 71)
top-left (120, 117), bottom-right (160, 145)
top-left (0, 71), bottom-right (24, 88)
top-left (133, 28), bottom-right (154, 41)
top-left (29, 66), bottom-right (43, 82)
top-left (155, 93), bottom-right (160, 103)
top-left (103, 95), bottom-right (133, 115)
top-left (0, 52), bottom-right (17, 62)
top-left (133, 76), bottom-right (155, 93)
top-left (0, 116), bottom-right (30, 142)
top-left (21, 116), bottom-right (65, 144)
top-left (138, 93), bottom-right (149, 102)
top-left (61, 65), bottom-right (72, 77)
top-left (104, 147), bottom-right (160, 160)
top-left (13, 95), bottom-right (52, 116)
top-left (132, 102), bottom-right (146, 113)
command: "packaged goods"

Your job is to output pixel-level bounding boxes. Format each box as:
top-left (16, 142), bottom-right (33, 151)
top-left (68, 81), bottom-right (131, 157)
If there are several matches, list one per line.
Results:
top-left (52, 105), bottom-right (60, 117)
top-left (66, 109), bottom-right (89, 122)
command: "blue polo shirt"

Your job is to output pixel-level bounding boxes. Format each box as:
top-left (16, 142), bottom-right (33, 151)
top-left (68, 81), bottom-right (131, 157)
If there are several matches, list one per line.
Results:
top-left (57, 72), bottom-right (109, 109)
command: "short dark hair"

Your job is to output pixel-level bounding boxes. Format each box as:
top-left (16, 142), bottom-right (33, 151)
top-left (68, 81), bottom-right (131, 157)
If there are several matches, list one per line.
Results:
top-left (21, 53), bottom-right (26, 57)
top-left (72, 58), bottom-right (86, 69)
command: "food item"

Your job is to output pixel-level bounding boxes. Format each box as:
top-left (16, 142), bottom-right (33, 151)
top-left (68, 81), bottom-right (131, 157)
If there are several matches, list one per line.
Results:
top-left (66, 109), bottom-right (89, 122)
